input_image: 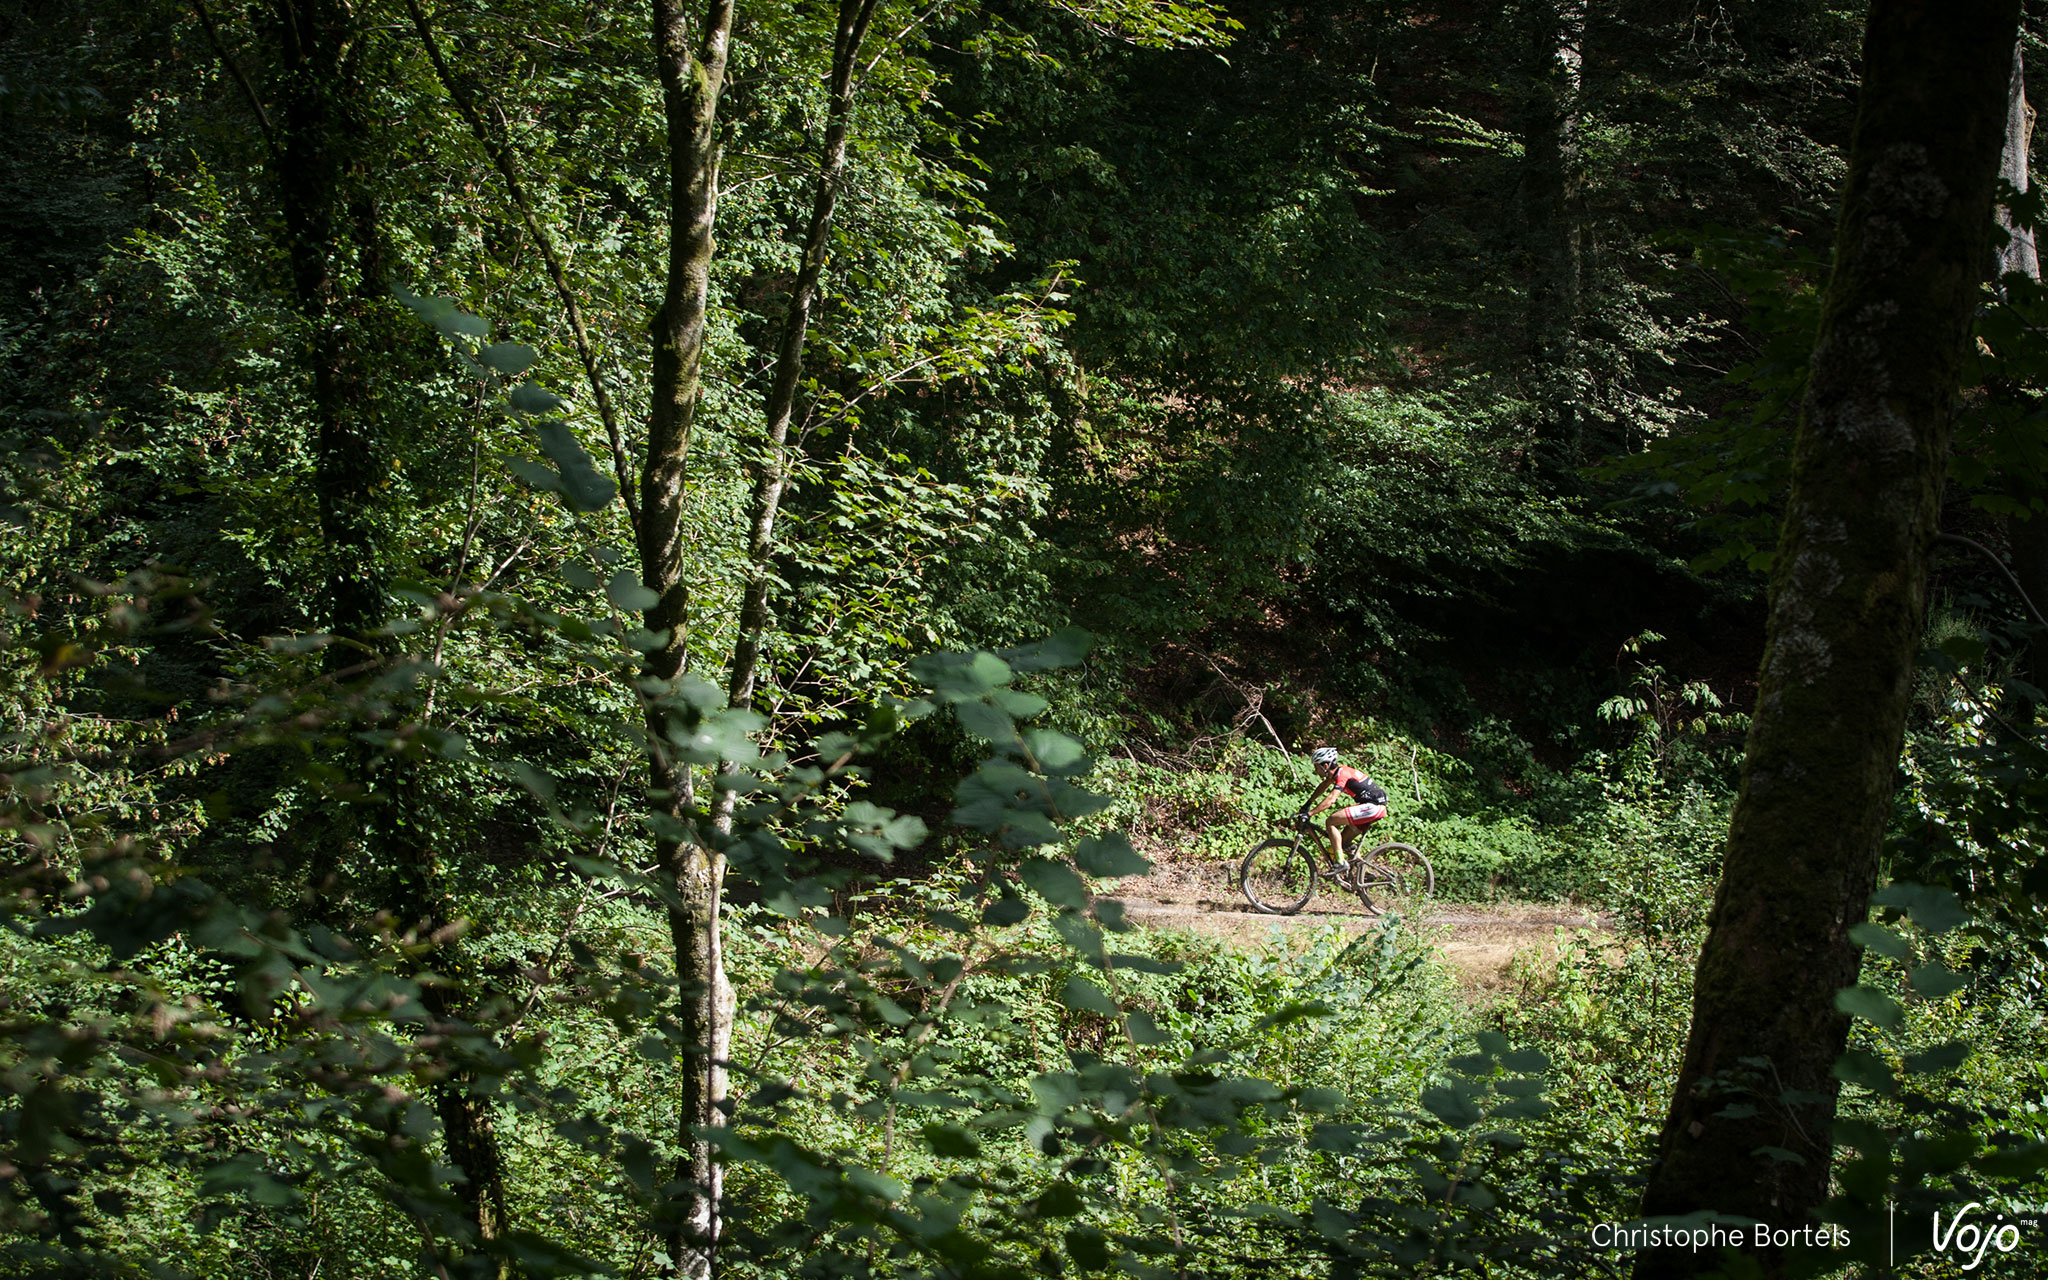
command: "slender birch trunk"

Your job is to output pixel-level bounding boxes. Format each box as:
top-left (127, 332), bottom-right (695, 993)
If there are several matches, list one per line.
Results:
top-left (639, 0), bottom-right (736, 1272)
top-left (1635, 3), bottom-right (2021, 1276)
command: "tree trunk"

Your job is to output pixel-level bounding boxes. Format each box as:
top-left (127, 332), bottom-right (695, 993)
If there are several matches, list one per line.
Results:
top-left (1518, 0), bottom-right (1585, 471)
top-left (714, 0), bottom-right (880, 825)
top-left (1635, 3), bottom-right (2021, 1276)
top-left (273, 0), bottom-right (381, 652)
top-left (426, 989), bottom-right (514, 1271)
top-left (1996, 38), bottom-right (2048, 706)
top-left (638, 0), bottom-right (736, 1273)
top-left (1998, 38), bottom-right (2039, 284)
top-left (273, 3), bottom-right (515, 1262)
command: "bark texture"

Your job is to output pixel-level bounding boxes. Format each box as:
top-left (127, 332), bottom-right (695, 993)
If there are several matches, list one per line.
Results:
top-left (641, 0), bottom-right (735, 681)
top-left (1635, 3), bottom-right (2021, 1275)
top-left (1998, 39), bottom-right (2039, 284)
top-left (638, 0), bottom-right (736, 1273)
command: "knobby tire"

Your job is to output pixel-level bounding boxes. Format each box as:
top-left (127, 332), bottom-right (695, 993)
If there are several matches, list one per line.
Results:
top-left (1240, 836), bottom-right (1317, 915)
top-left (1351, 841), bottom-right (1433, 918)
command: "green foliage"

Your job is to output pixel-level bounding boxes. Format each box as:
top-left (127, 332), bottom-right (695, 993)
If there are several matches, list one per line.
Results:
top-left (12, 0), bottom-right (2048, 1276)
top-left (1824, 885), bottom-right (2048, 1278)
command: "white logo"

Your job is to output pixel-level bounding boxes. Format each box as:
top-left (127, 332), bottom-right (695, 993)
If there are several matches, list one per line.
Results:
top-left (1932, 1202), bottom-right (2023, 1272)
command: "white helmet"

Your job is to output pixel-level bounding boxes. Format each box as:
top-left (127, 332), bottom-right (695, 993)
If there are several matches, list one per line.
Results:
top-left (1310, 747), bottom-right (1340, 767)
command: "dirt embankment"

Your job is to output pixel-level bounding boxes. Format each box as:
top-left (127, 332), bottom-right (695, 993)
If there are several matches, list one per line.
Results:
top-left (1113, 856), bottom-right (1608, 995)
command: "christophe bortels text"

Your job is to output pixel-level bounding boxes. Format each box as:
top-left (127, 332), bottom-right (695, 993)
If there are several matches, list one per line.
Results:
top-left (1589, 1222), bottom-right (1850, 1253)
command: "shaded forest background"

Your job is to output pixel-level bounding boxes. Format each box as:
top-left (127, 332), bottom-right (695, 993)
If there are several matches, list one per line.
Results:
top-left (6, 0), bottom-right (2048, 1276)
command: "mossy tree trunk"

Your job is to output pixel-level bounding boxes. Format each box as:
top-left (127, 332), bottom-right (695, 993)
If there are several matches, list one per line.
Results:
top-left (1635, 2), bottom-right (2020, 1275)
top-left (638, 0), bottom-right (737, 1273)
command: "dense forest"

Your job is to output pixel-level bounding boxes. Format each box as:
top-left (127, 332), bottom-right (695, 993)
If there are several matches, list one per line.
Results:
top-left (7, 0), bottom-right (2048, 1275)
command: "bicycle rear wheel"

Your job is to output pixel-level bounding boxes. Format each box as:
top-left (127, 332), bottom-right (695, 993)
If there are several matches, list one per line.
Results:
top-left (1352, 842), bottom-right (1433, 918)
top-left (1240, 837), bottom-right (1318, 915)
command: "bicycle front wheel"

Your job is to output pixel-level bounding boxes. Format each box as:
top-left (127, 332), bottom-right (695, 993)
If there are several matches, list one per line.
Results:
top-left (1352, 842), bottom-right (1434, 918)
top-left (1240, 837), bottom-right (1318, 915)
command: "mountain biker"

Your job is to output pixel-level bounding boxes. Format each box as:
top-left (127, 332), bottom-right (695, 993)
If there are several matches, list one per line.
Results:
top-left (1303, 746), bottom-right (1388, 870)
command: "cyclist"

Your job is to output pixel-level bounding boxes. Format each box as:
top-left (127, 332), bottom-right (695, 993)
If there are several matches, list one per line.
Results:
top-left (1303, 746), bottom-right (1388, 871)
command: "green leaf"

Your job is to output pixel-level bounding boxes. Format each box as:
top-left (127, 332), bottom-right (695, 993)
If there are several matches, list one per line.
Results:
top-left (1297, 1087), bottom-right (1344, 1115)
top-left (1020, 858), bottom-right (1088, 910)
top-left (1036, 1181), bottom-right (1084, 1218)
top-left (1847, 921), bottom-right (1911, 961)
top-left (1488, 1096), bottom-right (1553, 1119)
top-left (954, 699), bottom-right (1015, 743)
top-left (1023, 727), bottom-right (1087, 772)
top-left (1001, 627), bottom-right (1093, 672)
top-left (479, 342), bottom-right (538, 376)
top-left (994, 688), bottom-right (1051, 721)
top-left (1903, 1040), bottom-right (1970, 1075)
top-left (1075, 834), bottom-right (1150, 878)
top-left (508, 760), bottom-right (556, 802)
top-left (1937, 633), bottom-right (1987, 668)
top-left (922, 1123), bottom-right (980, 1158)
top-left (606, 569), bottom-right (660, 613)
top-left (1909, 963), bottom-right (1966, 999)
top-left (982, 896), bottom-right (1029, 927)
top-left (969, 651), bottom-right (1014, 688)
top-left (509, 382), bottom-right (568, 414)
top-left (1125, 1011), bottom-right (1170, 1045)
top-left (505, 455), bottom-right (564, 494)
top-left (1059, 976), bottom-right (1117, 1015)
top-left (1051, 911), bottom-right (1105, 963)
top-left (1105, 953), bottom-right (1181, 975)
top-left (1065, 1226), bottom-right (1110, 1269)
top-left (1421, 1082), bottom-right (1483, 1130)
top-left (845, 1167), bottom-right (904, 1202)
top-left (1869, 883), bottom-right (1971, 935)
top-left (1974, 1141), bottom-right (2048, 1178)
top-left (536, 421), bottom-right (617, 512)
top-left (1832, 1048), bottom-right (1897, 1096)
top-left (561, 563), bottom-right (600, 592)
top-left (1834, 985), bottom-right (1903, 1031)
top-left (442, 309), bottom-right (489, 339)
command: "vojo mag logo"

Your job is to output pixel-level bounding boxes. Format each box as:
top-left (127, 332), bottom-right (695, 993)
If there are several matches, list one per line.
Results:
top-left (1926, 1202), bottom-right (2030, 1271)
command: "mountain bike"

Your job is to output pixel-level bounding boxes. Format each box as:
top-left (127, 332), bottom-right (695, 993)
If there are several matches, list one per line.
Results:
top-left (1239, 813), bottom-right (1434, 917)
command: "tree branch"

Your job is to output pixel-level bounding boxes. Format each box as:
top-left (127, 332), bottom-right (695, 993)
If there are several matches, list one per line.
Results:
top-left (402, 0), bottom-right (638, 538)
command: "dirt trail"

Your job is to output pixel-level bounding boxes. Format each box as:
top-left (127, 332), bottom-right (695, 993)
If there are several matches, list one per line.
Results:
top-left (1114, 857), bottom-right (1608, 994)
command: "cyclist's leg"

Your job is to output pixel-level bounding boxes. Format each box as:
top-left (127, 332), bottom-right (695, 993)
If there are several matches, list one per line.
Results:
top-left (1321, 812), bottom-right (1348, 863)
top-left (1344, 804), bottom-right (1387, 862)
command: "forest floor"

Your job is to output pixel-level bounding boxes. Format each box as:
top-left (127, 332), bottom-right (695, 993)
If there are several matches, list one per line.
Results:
top-left (1117, 856), bottom-right (1610, 998)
